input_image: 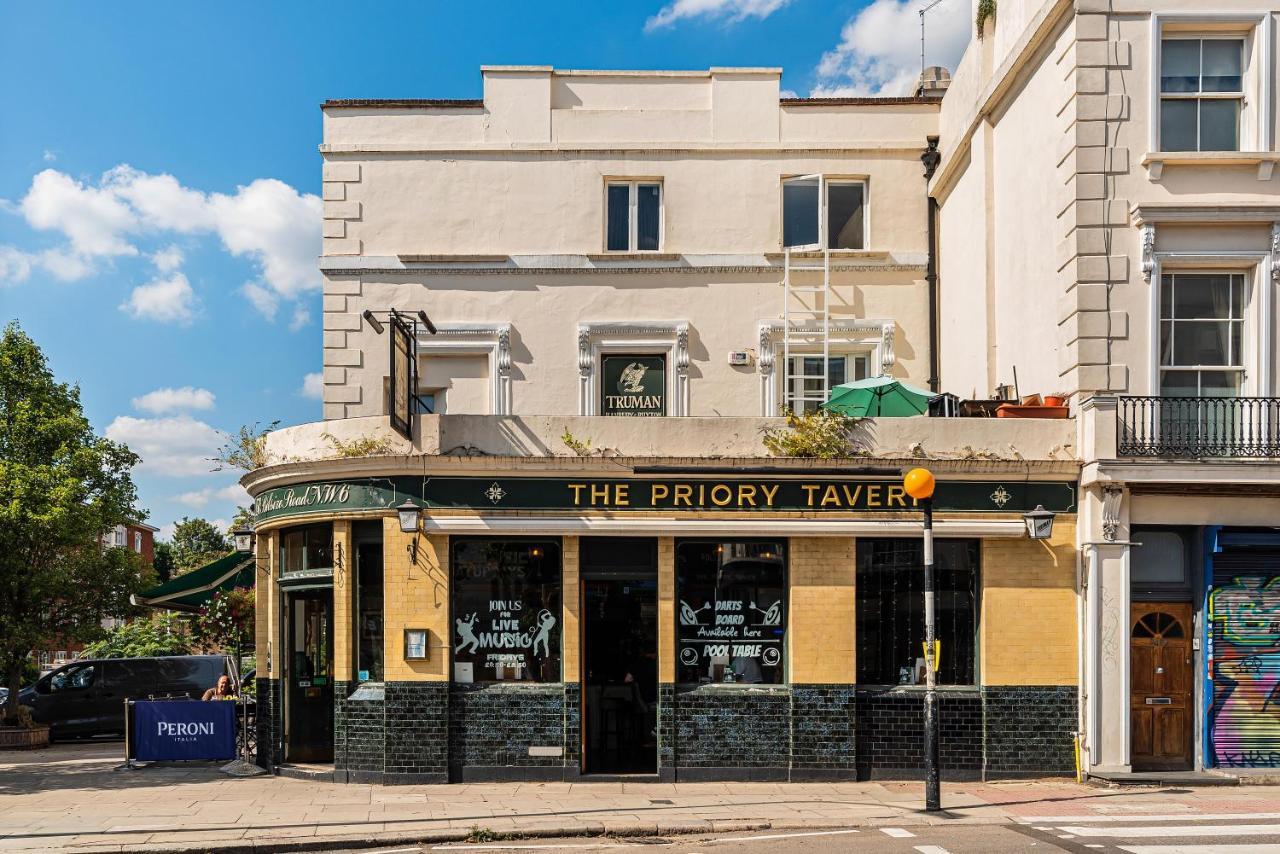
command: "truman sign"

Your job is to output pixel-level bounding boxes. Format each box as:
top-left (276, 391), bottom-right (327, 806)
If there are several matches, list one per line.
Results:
top-left (253, 476), bottom-right (1076, 522)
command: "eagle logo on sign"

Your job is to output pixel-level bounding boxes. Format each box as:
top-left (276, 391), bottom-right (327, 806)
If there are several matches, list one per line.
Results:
top-left (618, 362), bottom-right (648, 393)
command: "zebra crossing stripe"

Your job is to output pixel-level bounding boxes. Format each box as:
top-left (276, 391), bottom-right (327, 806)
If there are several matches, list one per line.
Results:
top-left (1016, 813), bottom-right (1280, 824)
top-left (1119, 846), bottom-right (1280, 854)
top-left (1062, 824), bottom-right (1280, 838)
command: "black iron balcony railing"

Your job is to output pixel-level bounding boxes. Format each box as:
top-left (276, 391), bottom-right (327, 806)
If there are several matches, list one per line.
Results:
top-left (1117, 396), bottom-right (1280, 458)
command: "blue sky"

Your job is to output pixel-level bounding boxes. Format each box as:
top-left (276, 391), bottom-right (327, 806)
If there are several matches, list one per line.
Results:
top-left (0, 0), bottom-right (970, 540)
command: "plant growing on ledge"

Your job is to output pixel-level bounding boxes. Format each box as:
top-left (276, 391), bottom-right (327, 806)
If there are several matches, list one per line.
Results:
top-left (212, 420), bottom-right (280, 471)
top-left (323, 431), bottom-right (394, 458)
top-left (762, 408), bottom-right (861, 459)
top-left (976, 0), bottom-right (996, 37)
top-left (561, 429), bottom-right (593, 457)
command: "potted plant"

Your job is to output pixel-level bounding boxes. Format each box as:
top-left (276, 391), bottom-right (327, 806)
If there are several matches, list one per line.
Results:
top-left (0, 704), bottom-right (49, 750)
top-left (1043, 392), bottom-right (1067, 407)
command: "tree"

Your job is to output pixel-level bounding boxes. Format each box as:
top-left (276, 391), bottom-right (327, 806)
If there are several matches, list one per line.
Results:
top-left (192, 588), bottom-right (255, 655)
top-left (152, 541), bottom-right (176, 584)
top-left (0, 323), bottom-right (147, 720)
top-left (171, 516), bottom-right (230, 573)
top-left (81, 612), bottom-right (193, 658)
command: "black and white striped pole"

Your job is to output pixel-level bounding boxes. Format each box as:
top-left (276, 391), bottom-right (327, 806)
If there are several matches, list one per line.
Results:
top-left (904, 467), bottom-right (940, 812)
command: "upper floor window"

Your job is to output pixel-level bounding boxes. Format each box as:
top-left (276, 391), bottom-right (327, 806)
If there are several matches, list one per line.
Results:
top-left (606, 181), bottom-right (661, 251)
top-left (280, 523), bottom-right (333, 574)
top-left (1159, 272), bottom-right (1245, 397)
top-left (786, 353), bottom-right (870, 414)
top-left (133, 531), bottom-right (142, 552)
top-left (1160, 37), bottom-right (1244, 152)
top-left (782, 176), bottom-right (867, 250)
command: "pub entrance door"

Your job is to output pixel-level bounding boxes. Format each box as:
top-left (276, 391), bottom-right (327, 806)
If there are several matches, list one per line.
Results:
top-left (1130, 602), bottom-right (1193, 771)
top-left (581, 538), bottom-right (658, 774)
top-left (284, 588), bottom-right (334, 763)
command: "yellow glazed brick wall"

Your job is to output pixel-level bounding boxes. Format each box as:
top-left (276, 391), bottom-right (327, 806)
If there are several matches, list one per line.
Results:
top-left (789, 537), bottom-right (856, 684)
top-left (658, 537), bottom-right (675, 683)
top-left (562, 536), bottom-right (580, 683)
top-left (382, 519), bottom-right (449, 681)
top-left (254, 531), bottom-right (275, 675)
top-left (981, 516), bottom-right (1078, 686)
top-left (332, 521), bottom-right (354, 678)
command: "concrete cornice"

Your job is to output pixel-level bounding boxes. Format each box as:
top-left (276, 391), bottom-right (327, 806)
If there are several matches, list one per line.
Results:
top-left (1130, 202), bottom-right (1280, 226)
top-left (319, 253), bottom-right (928, 276)
top-left (318, 142), bottom-right (930, 155)
top-left (1083, 458), bottom-right (1280, 488)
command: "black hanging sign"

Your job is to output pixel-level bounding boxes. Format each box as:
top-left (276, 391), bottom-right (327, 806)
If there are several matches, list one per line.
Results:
top-left (600, 354), bottom-right (665, 416)
top-left (389, 313), bottom-right (413, 440)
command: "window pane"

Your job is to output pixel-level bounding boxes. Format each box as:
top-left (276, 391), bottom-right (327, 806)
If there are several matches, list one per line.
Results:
top-left (782, 177), bottom-right (819, 247)
top-left (451, 539), bottom-right (561, 683)
top-left (1172, 321), bottom-right (1231, 365)
top-left (1160, 99), bottom-right (1198, 151)
top-left (1160, 320), bottom-right (1174, 365)
top-left (1173, 273), bottom-right (1233, 319)
top-left (1199, 370), bottom-right (1241, 396)
top-left (828, 356), bottom-right (847, 387)
top-left (606, 184), bottom-right (630, 251)
top-left (826, 182), bottom-right (865, 250)
top-left (1131, 530), bottom-right (1189, 585)
top-left (1160, 274), bottom-right (1174, 318)
top-left (676, 540), bottom-right (787, 684)
top-left (1231, 321), bottom-right (1242, 364)
top-left (356, 540), bottom-right (383, 682)
top-left (1201, 39), bottom-right (1243, 92)
top-left (1160, 370), bottom-right (1199, 396)
top-left (1161, 39), bottom-right (1201, 93)
top-left (1198, 98), bottom-right (1240, 152)
top-left (856, 539), bottom-right (978, 686)
top-left (1230, 274), bottom-right (1244, 316)
top-left (636, 184), bottom-right (660, 251)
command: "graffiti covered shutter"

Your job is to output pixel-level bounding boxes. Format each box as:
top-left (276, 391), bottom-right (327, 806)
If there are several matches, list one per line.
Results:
top-left (1210, 552), bottom-right (1280, 769)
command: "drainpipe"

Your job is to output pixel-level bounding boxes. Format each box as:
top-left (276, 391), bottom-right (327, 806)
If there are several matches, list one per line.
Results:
top-left (920, 136), bottom-right (941, 393)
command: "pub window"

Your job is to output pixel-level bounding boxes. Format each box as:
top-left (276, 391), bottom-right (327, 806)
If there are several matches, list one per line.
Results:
top-left (856, 538), bottom-right (978, 686)
top-left (451, 538), bottom-right (562, 683)
top-left (606, 180), bottom-right (662, 252)
top-left (354, 522), bottom-right (384, 682)
top-left (280, 523), bottom-right (334, 574)
top-left (675, 540), bottom-right (787, 685)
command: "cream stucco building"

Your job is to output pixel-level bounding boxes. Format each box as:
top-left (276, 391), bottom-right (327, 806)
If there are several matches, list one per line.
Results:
top-left (934, 0), bottom-right (1280, 776)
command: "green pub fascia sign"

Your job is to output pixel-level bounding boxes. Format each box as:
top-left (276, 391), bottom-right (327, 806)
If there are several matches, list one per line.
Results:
top-left (600, 354), bottom-right (665, 416)
top-left (252, 476), bottom-right (1077, 523)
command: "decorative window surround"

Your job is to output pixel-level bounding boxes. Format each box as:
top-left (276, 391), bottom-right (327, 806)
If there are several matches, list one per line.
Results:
top-left (757, 319), bottom-right (895, 416)
top-left (1145, 12), bottom-right (1275, 180)
top-left (577, 321), bottom-right (689, 416)
top-left (415, 323), bottom-right (512, 415)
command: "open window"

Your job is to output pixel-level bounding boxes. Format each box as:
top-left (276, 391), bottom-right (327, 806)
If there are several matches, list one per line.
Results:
top-left (782, 175), bottom-right (867, 250)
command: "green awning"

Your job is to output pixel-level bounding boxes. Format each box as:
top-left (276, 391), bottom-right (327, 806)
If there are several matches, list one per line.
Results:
top-left (130, 552), bottom-right (254, 612)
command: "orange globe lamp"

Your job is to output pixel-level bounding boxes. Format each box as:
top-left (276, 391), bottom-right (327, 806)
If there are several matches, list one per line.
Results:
top-left (903, 467), bottom-right (935, 501)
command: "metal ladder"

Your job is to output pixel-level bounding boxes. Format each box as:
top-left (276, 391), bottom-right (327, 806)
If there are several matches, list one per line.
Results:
top-left (781, 245), bottom-right (832, 414)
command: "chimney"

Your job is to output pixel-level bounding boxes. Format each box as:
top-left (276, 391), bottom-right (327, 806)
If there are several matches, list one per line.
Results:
top-left (915, 66), bottom-right (952, 100)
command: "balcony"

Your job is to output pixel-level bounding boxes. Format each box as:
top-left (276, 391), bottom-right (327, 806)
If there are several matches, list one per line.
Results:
top-left (1117, 396), bottom-right (1280, 459)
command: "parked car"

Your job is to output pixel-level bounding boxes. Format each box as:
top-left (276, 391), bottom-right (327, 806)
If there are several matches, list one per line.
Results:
top-left (18, 655), bottom-right (236, 740)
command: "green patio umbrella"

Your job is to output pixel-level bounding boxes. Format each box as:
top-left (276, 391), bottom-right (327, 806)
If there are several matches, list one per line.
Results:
top-left (821, 375), bottom-right (935, 418)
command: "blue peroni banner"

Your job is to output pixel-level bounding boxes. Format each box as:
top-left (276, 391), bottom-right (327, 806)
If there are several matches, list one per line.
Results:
top-left (133, 700), bottom-right (236, 761)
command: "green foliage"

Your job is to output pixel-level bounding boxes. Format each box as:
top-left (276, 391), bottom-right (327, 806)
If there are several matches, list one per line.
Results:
top-left (170, 516), bottom-right (230, 573)
top-left (81, 613), bottom-right (193, 659)
top-left (976, 0), bottom-right (996, 37)
top-left (0, 322), bottom-right (146, 717)
top-left (152, 541), bottom-right (176, 583)
top-left (192, 588), bottom-right (255, 654)
top-left (323, 431), bottom-right (393, 458)
top-left (212, 420), bottom-right (279, 471)
top-left (561, 430), bottom-right (593, 457)
top-left (762, 408), bottom-right (860, 459)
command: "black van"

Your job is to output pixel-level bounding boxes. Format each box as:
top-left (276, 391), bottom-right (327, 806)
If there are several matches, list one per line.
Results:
top-left (19, 655), bottom-right (236, 740)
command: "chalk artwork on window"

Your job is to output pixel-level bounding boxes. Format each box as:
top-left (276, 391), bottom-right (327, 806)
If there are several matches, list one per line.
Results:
top-left (453, 600), bottom-right (557, 677)
top-left (751, 600), bottom-right (781, 626)
top-left (455, 614), bottom-right (481, 654)
top-left (679, 600), bottom-right (711, 626)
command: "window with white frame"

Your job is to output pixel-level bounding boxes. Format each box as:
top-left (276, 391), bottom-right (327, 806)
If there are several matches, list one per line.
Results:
top-left (786, 353), bottom-right (870, 413)
top-left (605, 181), bottom-right (662, 251)
top-left (1159, 272), bottom-right (1246, 396)
top-left (113, 526), bottom-right (126, 547)
top-left (1160, 37), bottom-right (1244, 152)
top-left (133, 531), bottom-right (142, 552)
top-left (782, 176), bottom-right (867, 250)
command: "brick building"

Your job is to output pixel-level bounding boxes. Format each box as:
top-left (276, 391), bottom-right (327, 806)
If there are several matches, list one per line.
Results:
top-left (241, 62), bottom-right (1083, 784)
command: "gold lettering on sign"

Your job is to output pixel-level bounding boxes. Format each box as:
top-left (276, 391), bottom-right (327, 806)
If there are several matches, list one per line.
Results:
top-left (615, 484), bottom-right (630, 507)
top-left (738, 484), bottom-right (758, 507)
top-left (842, 484), bottom-right (863, 505)
top-left (887, 485), bottom-right (908, 507)
top-left (820, 485), bottom-right (841, 507)
top-left (673, 484), bottom-right (693, 506)
top-left (801, 484), bottom-right (820, 506)
top-left (590, 483), bottom-right (609, 505)
top-left (760, 484), bottom-right (780, 507)
top-left (568, 484), bottom-right (587, 505)
top-left (710, 484), bottom-right (733, 507)
top-left (866, 485), bottom-right (883, 508)
top-left (650, 483), bottom-right (670, 503)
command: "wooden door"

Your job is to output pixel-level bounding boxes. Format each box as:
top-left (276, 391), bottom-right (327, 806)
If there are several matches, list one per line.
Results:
top-left (1130, 603), bottom-right (1193, 770)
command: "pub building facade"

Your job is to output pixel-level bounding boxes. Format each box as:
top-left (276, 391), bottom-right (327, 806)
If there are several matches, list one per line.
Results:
top-left (243, 65), bottom-right (1083, 783)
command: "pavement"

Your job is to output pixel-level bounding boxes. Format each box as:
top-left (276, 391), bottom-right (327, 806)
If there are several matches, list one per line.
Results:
top-left (2, 743), bottom-right (1279, 854)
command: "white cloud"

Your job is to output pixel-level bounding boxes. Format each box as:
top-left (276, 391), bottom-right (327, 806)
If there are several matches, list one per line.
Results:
top-left (104, 414), bottom-right (226, 477)
top-left (0, 246), bottom-right (96, 284)
top-left (300, 372), bottom-right (324, 400)
top-left (21, 169), bottom-right (139, 257)
top-left (242, 281), bottom-right (278, 320)
top-left (150, 245), bottom-right (184, 273)
top-left (9, 165), bottom-right (320, 312)
top-left (0, 246), bottom-right (33, 284)
top-left (132, 386), bottom-right (216, 414)
top-left (121, 272), bottom-right (198, 324)
top-left (174, 483), bottom-right (249, 508)
top-left (42, 150), bottom-right (56, 163)
top-left (289, 304), bottom-right (311, 331)
top-left (812, 0), bottom-right (970, 97)
top-left (645, 0), bottom-right (789, 30)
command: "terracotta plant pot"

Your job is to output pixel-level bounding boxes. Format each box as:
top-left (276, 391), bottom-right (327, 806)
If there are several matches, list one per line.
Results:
top-left (996, 404), bottom-right (1070, 419)
top-left (0, 725), bottom-right (50, 750)
top-left (1042, 395), bottom-right (1066, 407)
